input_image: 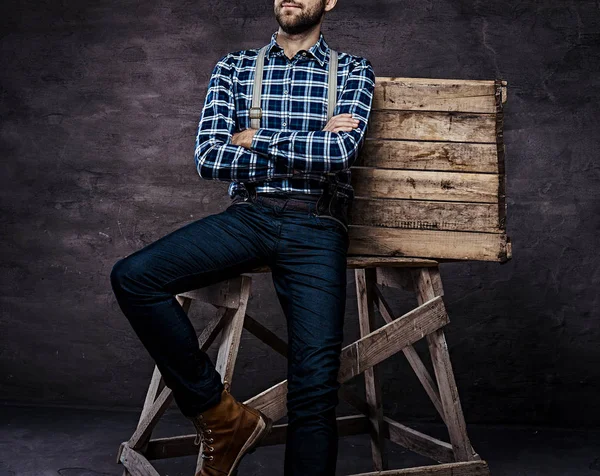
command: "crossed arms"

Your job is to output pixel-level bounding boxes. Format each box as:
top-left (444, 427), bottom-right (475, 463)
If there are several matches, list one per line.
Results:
top-left (194, 54), bottom-right (376, 183)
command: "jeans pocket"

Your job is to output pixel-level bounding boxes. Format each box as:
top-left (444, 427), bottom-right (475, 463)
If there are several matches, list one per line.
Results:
top-left (314, 213), bottom-right (349, 234)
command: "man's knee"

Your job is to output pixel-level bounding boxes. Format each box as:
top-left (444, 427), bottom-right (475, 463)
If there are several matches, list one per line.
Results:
top-left (110, 254), bottom-right (148, 295)
top-left (110, 258), bottom-right (125, 290)
top-left (287, 346), bottom-right (342, 415)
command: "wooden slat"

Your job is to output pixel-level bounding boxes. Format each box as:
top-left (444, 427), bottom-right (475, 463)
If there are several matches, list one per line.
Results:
top-left (243, 314), bottom-right (289, 357)
top-left (337, 386), bottom-right (453, 464)
top-left (356, 268), bottom-right (388, 470)
top-left (372, 283), bottom-right (446, 424)
top-left (383, 417), bottom-right (454, 464)
top-left (245, 296), bottom-right (449, 422)
top-left (367, 111), bottom-right (497, 143)
top-left (373, 77), bottom-right (507, 112)
top-left (412, 268), bottom-right (478, 462)
top-left (348, 227), bottom-right (510, 262)
top-left (214, 276), bottom-right (251, 384)
top-left (142, 415), bottom-right (371, 460)
top-left (355, 140), bottom-right (499, 173)
top-left (349, 198), bottom-right (502, 233)
top-left (119, 446), bottom-right (160, 476)
top-left (128, 386), bottom-right (173, 451)
top-left (126, 309), bottom-right (227, 451)
top-left (347, 257), bottom-right (440, 268)
top-left (348, 460), bottom-right (490, 476)
top-left (351, 168), bottom-right (500, 203)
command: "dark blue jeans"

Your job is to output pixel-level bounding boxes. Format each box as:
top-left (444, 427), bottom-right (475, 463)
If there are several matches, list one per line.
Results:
top-left (110, 193), bottom-right (350, 475)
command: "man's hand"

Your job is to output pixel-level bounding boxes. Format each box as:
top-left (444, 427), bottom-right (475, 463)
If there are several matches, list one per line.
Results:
top-left (231, 128), bottom-right (258, 149)
top-left (323, 113), bottom-right (360, 133)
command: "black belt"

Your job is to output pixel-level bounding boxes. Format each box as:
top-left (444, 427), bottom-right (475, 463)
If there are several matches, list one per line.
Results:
top-left (232, 184), bottom-right (351, 222)
top-left (253, 193), bottom-right (321, 212)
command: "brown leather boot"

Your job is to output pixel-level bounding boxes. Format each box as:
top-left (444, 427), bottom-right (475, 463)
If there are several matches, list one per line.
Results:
top-left (187, 380), bottom-right (273, 476)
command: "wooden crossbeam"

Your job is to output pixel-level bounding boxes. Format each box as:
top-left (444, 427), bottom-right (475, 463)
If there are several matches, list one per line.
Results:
top-left (347, 460), bottom-right (490, 476)
top-left (245, 296), bottom-right (448, 422)
top-left (371, 282), bottom-right (446, 424)
top-left (138, 415), bottom-right (371, 460)
top-left (411, 268), bottom-right (478, 462)
top-left (215, 276), bottom-right (252, 384)
top-left (128, 410), bottom-right (456, 465)
top-left (125, 306), bottom-right (232, 452)
top-left (242, 303), bottom-right (452, 464)
top-left (383, 417), bottom-right (454, 464)
top-left (119, 444), bottom-right (160, 476)
top-left (335, 385), bottom-right (454, 464)
top-left (243, 314), bottom-right (289, 357)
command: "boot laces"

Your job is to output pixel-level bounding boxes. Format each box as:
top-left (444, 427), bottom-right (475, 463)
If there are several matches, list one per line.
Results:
top-left (192, 380), bottom-right (232, 461)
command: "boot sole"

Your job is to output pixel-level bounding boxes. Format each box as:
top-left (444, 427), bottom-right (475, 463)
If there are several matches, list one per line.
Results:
top-left (228, 411), bottom-right (273, 476)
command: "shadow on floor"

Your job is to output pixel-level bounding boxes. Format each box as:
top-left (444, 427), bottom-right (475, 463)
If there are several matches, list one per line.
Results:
top-left (1, 403), bottom-right (599, 475)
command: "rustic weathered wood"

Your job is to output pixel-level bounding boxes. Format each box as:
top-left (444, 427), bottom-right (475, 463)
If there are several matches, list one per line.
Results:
top-left (193, 277), bottom-right (253, 474)
top-left (411, 268), bottom-right (478, 462)
top-left (119, 444), bottom-right (160, 476)
top-left (335, 385), bottom-right (455, 464)
top-left (118, 291), bottom-right (247, 456)
top-left (347, 460), bottom-right (490, 476)
top-left (494, 78), bottom-right (508, 236)
top-left (372, 77), bottom-right (506, 112)
top-left (368, 111), bottom-right (497, 143)
top-left (383, 417), bottom-right (455, 464)
top-left (348, 227), bottom-right (510, 262)
top-left (143, 415), bottom-right (372, 460)
top-left (372, 282), bottom-right (446, 424)
top-left (347, 76), bottom-right (510, 264)
top-left (351, 168), bottom-right (499, 203)
top-left (349, 198), bottom-right (503, 233)
top-left (356, 268), bottom-right (388, 471)
top-left (356, 141), bottom-right (500, 173)
top-left (214, 276), bottom-right (252, 384)
top-left (245, 296), bottom-right (449, 422)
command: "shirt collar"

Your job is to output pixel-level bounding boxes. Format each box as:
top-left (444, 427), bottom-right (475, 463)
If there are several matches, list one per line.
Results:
top-left (265, 30), bottom-right (330, 67)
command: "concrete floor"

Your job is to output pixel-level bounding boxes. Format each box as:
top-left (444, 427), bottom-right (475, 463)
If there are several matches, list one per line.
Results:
top-left (1, 403), bottom-right (599, 476)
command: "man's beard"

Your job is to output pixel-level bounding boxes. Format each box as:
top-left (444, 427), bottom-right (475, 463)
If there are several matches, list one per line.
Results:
top-left (275, 1), bottom-right (326, 35)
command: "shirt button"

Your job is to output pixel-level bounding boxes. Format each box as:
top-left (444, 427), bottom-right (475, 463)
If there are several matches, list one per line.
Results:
top-left (282, 122), bottom-right (287, 126)
top-left (302, 52), bottom-right (307, 56)
top-left (283, 90), bottom-right (289, 94)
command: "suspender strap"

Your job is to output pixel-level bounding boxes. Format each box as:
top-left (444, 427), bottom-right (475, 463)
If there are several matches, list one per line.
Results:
top-left (327, 49), bottom-right (338, 121)
top-left (249, 46), bottom-right (338, 129)
top-left (250, 45), bottom-right (268, 130)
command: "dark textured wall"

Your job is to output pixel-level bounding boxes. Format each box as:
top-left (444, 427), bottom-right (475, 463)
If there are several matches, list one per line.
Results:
top-left (1, 0), bottom-right (599, 427)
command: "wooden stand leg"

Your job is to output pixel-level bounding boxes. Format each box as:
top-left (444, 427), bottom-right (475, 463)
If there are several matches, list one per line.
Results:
top-left (116, 276), bottom-right (254, 476)
top-left (119, 296), bottom-right (192, 476)
top-left (411, 267), bottom-right (479, 462)
top-left (356, 268), bottom-right (388, 471)
top-left (196, 275), bottom-right (252, 474)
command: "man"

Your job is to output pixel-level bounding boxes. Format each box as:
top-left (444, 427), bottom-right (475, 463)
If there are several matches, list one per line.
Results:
top-left (110, 0), bottom-right (375, 474)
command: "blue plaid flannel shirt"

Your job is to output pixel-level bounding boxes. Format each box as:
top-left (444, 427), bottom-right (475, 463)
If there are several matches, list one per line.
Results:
top-left (194, 31), bottom-right (375, 200)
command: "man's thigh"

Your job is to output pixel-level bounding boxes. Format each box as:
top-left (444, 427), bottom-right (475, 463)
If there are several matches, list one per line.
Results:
top-left (111, 202), bottom-right (277, 297)
top-left (270, 212), bottom-right (349, 406)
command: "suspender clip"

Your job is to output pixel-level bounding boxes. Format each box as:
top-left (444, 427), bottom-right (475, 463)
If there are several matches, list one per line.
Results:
top-left (249, 107), bottom-right (262, 120)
